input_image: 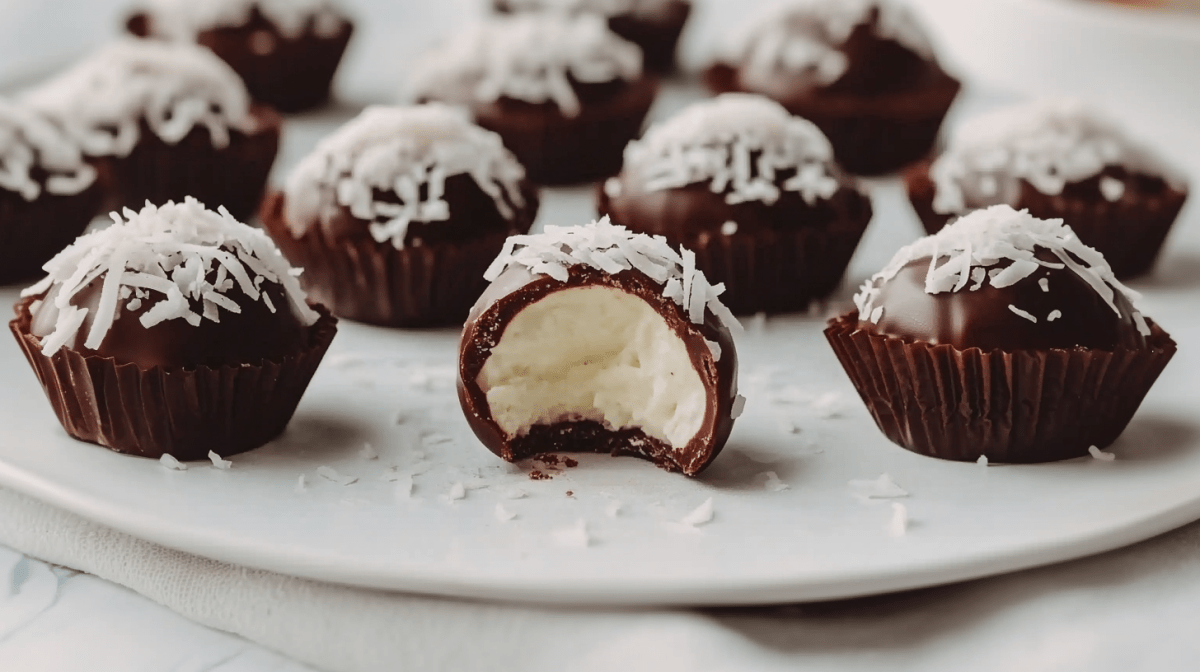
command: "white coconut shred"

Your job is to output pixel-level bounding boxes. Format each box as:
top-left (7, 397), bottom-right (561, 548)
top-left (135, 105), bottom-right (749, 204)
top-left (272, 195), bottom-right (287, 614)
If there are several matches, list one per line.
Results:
top-left (621, 93), bottom-right (839, 205)
top-left (284, 104), bottom-right (528, 248)
top-left (24, 197), bottom-right (318, 356)
top-left (0, 98), bottom-right (96, 201)
top-left (930, 97), bottom-right (1185, 214)
top-left (484, 215), bottom-right (742, 334)
top-left (500, 0), bottom-right (682, 19)
top-left (721, 0), bottom-right (934, 84)
top-left (140, 0), bottom-right (346, 40)
top-left (853, 205), bottom-right (1142, 323)
top-left (406, 13), bottom-right (642, 118)
top-left (21, 39), bottom-right (253, 158)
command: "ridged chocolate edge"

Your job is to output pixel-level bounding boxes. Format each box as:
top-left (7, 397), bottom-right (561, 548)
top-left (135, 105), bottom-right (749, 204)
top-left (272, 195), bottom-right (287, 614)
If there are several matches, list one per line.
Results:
top-left (9, 295), bottom-right (338, 461)
top-left (824, 312), bottom-right (1177, 463)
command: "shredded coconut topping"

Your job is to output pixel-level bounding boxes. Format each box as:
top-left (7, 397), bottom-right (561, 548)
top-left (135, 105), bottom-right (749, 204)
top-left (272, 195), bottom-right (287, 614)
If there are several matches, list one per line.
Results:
top-left (140, 0), bottom-right (346, 40)
top-left (285, 104), bottom-right (527, 248)
top-left (0, 98), bottom-right (96, 201)
top-left (721, 0), bottom-right (934, 84)
top-left (484, 216), bottom-right (742, 333)
top-left (854, 205), bottom-right (1142, 321)
top-left (622, 93), bottom-right (839, 205)
top-left (931, 98), bottom-right (1183, 214)
top-left (500, 0), bottom-right (681, 19)
top-left (22, 39), bottom-right (252, 157)
top-left (407, 13), bottom-right (642, 118)
top-left (24, 197), bottom-right (318, 356)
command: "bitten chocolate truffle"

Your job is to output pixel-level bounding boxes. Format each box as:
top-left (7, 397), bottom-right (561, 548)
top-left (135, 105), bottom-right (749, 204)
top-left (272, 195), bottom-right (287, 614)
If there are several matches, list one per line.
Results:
top-left (0, 99), bottom-right (104, 284)
top-left (10, 197), bottom-right (337, 461)
top-left (493, 0), bottom-right (691, 73)
top-left (906, 97), bottom-right (1189, 279)
top-left (22, 39), bottom-right (279, 220)
top-left (598, 93), bottom-right (873, 314)
top-left (407, 13), bottom-right (657, 185)
top-left (705, 0), bottom-right (959, 175)
top-left (127, 0), bottom-right (353, 112)
top-left (825, 205), bottom-right (1176, 463)
top-left (260, 104), bottom-right (538, 327)
top-left (458, 217), bottom-right (743, 476)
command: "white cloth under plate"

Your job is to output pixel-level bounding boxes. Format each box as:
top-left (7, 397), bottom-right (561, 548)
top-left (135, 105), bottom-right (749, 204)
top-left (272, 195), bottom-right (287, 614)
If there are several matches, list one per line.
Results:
top-left (4, 483), bottom-right (1200, 672)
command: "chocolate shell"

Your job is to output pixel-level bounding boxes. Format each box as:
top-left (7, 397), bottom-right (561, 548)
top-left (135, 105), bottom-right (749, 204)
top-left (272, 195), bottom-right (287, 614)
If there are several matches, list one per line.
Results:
top-left (128, 9), bottom-right (353, 113)
top-left (458, 264), bottom-right (739, 476)
top-left (0, 175), bottom-right (105, 285)
top-left (906, 160), bottom-right (1189, 279)
top-left (598, 177), bottom-right (872, 314)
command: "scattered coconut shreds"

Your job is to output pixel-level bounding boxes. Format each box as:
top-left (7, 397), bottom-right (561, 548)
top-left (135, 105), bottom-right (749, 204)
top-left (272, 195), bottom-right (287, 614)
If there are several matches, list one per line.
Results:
top-left (316, 465), bottom-right (358, 486)
top-left (1047, 309), bottom-right (1063, 322)
top-left (553, 519), bottom-right (590, 548)
top-left (445, 482), bottom-right (467, 502)
top-left (680, 497), bottom-right (715, 528)
top-left (0, 98), bottom-right (97, 201)
top-left (731, 394), bottom-right (747, 420)
top-left (283, 104), bottom-right (528, 249)
top-left (207, 450), bottom-right (232, 470)
top-left (1089, 445), bottom-right (1117, 461)
top-left (407, 13), bottom-right (641, 118)
top-left (849, 473), bottom-right (908, 499)
top-left (496, 485), bottom-right (528, 500)
top-left (1039, 277), bottom-right (1050, 292)
top-left (605, 500), bottom-right (623, 518)
top-left (495, 504), bottom-right (517, 522)
top-left (855, 205), bottom-right (1142, 325)
top-left (359, 442), bottom-right (378, 460)
top-left (977, 455), bottom-right (989, 467)
top-left (888, 502), bottom-right (909, 537)
top-left (1099, 175), bottom-right (1126, 202)
top-left (760, 471), bottom-right (790, 492)
top-left (22, 38), bottom-right (251, 157)
top-left (23, 197), bottom-right (318, 357)
top-left (483, 216), bottom-right (742, 336)
top-left (143, 0), bottom-right (347, 41)
top-left (159, 454), bottom-right (187, 471)
top-left (722, 0), bottom-right (934, 85)
top-left (721, 221), bottom-right (738, 236)
top-left (295, 473), bottom-right (307, 492)
top-left (624, 94), bottom-right (839, 206)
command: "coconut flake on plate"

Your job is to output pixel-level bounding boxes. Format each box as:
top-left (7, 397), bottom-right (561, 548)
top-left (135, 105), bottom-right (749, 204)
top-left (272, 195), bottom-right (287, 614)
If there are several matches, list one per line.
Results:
top-left (494, 503), bottom-right (517, 521)
top-left (445, 482), bottom-right (467, 502)
top-left (849, 473), bottom-right (908, 499)
top-left (759, 471), bottom-right (790, 492)
top-left (359, 442), bottom-right (378, 460)
top-left (159, 454), bottom-right (187, 471)
top-left (888, 502), bottom-right (909, 537)
top-left (295, 473), bottom-right (308, 492)
top-left (553, 518), bottom-right (590, 547)
top-left (1089, 445), bottom-right (1116, 462)
top-left (406, 13), bottom-right (641, 118)
top-left (678, 497), bottom-right (715, 528)
top-left (316, 465), bottom-right (358, 486)
top-left (22, 38), bottom-right (253, 157)
top-left (207, 450), bottom-right (232, 470)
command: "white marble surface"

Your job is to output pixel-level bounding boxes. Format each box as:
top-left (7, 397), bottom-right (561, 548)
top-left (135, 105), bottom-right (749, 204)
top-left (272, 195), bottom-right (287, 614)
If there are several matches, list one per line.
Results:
top-left (3, 1), bottom-right (1200, 670)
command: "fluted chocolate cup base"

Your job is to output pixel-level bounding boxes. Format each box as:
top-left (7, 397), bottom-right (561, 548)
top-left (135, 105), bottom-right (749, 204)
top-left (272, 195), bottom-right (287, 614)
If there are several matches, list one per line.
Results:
top-left (824, 312), bottom-right (1176, 463)
top-left (260, 193), bottom-right (509, 328)
top-left (10, 296), bottom-right (338, 461)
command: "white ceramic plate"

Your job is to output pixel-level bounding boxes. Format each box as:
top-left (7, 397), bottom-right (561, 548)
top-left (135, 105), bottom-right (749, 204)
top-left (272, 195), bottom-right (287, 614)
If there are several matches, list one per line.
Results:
top-left (0, 86), bottom-right (1198, 607)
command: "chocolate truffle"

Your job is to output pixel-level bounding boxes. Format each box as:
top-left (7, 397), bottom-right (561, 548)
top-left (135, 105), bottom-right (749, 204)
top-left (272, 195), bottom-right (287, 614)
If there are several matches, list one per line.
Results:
top-left (0, 98), bottom-right (104, 284)
top-left (825, 205), bottom-right (1176, 463)
top-left (906, 98), bottom-right (1189, 279)
top-left (493, 0), bottom-right (691, 73)
top-left (458, 217), bottom-right (743, 476)
top-left (598, 93), bottom-right (873, 314)
top-left (10, 197), bottom-right (337, 460)
top-left (127, 0), bottom-right (353, 113)
top-left (407, 13), bottom-right (657, 185)
top-left (22, 39), bottom-right (280, 220)
top-left (260, 104), bottom-right (538, 327)
top-left (705, 0), bottom-right (960, 175)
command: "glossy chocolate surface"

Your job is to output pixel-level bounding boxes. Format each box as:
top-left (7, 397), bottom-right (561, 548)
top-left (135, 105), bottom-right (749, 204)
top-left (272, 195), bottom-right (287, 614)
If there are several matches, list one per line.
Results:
top-left (858, 255), bottom-right (1147, 352)
top-left (457, 264), bottom-right (738, 476)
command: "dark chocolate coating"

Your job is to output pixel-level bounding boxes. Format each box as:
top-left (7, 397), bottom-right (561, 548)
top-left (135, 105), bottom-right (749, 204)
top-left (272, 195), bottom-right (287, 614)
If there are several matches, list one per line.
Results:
top-left (422, 76), bottom-right (658, 185)
top-left (858, 255), bottom-right (1146, 352)
top-left (102, 105), bottom-right (280, 221)
top-left (30, 264), bottom-right (310, 371)
top-left (704, 13), bottom-right (959, 175)
top-left (128, 9), bottom-right (353, 113)
top-left (597, 170), bottom-right (873, 314)
top-left (261, 172), bottom-right (539, 327)
top-left (0, 167), bottom-right (106, 285)
top-left (905, 160), bottom-right (1190, 279)
top-left (493, 0), bottom-right (691, 73)
top-left (457, 264), bottom-right (739, 476)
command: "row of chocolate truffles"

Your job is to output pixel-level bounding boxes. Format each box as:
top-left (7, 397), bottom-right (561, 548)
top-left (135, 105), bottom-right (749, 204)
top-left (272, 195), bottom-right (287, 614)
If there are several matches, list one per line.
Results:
top-left (402, 0), bottom-right (962, 181)
top-left (10, 199), bottom-right (1174, 474)
top-left (0, 38), bottom-right (282, 283)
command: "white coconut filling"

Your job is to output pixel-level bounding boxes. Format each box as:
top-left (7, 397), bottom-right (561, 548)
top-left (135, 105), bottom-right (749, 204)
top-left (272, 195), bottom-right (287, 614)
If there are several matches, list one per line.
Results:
top-left (478, 286), bottom-right (706, 450)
